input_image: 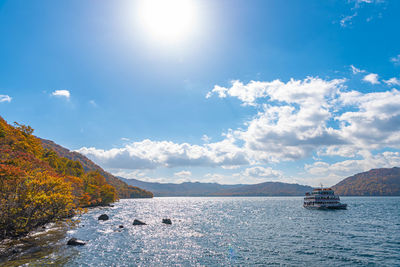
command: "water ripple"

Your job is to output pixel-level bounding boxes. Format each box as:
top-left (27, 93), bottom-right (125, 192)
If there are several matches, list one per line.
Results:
top-left (4, 197), bottom-right (400, 266)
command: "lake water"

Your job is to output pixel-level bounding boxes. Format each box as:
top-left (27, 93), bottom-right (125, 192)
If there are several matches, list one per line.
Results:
top-left (2, 197), bottom-right (400, 266)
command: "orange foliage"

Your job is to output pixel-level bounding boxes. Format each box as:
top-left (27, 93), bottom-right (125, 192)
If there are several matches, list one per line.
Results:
top-left (0, 117), bottom-right (118, 239)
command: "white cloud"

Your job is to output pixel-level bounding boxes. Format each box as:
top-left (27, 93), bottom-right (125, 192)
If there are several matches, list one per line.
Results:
top-left (341, 12), bottom-right (357, 27)
top-left (218, 78), bottom-right (347, 161)
top-left (305, 151), bottom-right (400, 185)
top-left (384, 77), bottom-right (400, 86)
top-left (110, 169), bottom-right (181, 183)
top-left (202, 172), bottom-right (284, 184)
top-left (358, 0), bottom-right (372, 3)
top-left (206, 77), bottom-right (345, 106)
top-left (0, 95), bottom-right (12, 103)
top-left (78, 76), bottom-right (400, 185)
top-left (350, 65), bottom-right (365, 74)
top-left (110, 169), bottom-right (147, 179)
top-left (336, 89), bottom-right (400, 150)
top-left (362, 73), bottom-right (380, 84)
top-left (237, 166), bottom-right (282, 180)
top-left (340, 0), bottom-right (386, 28)
top-left (52, 90), bottom-right (70, 99)
top-left (77, 137), bottom-right (249, 170)
top-left (174, 170), bottom-right (192, 178)
top-left (390, 54), bottom-right (400, 65)
top-left (201, 134), bottom-right (211, 143)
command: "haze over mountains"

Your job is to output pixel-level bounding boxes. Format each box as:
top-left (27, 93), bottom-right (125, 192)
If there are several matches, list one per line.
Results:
top-left (119, 177), bottom-right (314, 197)
top-left (121, 167), bottom-right (400, 197)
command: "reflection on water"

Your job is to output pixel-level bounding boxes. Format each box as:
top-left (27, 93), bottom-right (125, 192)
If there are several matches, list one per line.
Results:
top-left (2, 197), bottom-right (400, 266)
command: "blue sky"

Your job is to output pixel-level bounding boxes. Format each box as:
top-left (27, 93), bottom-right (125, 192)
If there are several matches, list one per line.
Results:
top-left (1, 0), bottom-right (400, 185)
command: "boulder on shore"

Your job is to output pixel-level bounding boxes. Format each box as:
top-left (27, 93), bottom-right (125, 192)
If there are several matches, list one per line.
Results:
top-left (162, 219), bottom-right (172, 225)
top-left (67, 238), bottom-right (86, 246)
top-left (132, 219), bottom-right (146, 225)
top-left (98, 214), bottom-right (109, 221)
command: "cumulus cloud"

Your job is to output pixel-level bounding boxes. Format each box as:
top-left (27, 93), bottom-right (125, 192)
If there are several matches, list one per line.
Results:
top-left (206, 77), bottom-right (345, 106)
top-left (362, 73), bottom-right (380, 84)
top-left (52, 90), bottom-right (70, 99)
top-left (336, 89), bottom-right (400, 150)
top-left (77, 137), bottom-right (249, 170)
top-left (305, 151), bottom-right (400, 185)
top-left (78, 76), bottom-right (400, 182)
top-left (384, 77), bottom-right (400, 86)
top-left (210, 77), bottom-right (347, 161)
top-left (0, 95), bottom-right (12, 103)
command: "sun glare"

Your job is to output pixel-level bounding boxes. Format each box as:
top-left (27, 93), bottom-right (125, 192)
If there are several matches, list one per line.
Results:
top-left (137, 0), bottom-right (197, 42)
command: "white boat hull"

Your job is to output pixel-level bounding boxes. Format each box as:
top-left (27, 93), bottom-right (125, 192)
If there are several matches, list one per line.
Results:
top-left (304, 204), bottom-right (347, 210)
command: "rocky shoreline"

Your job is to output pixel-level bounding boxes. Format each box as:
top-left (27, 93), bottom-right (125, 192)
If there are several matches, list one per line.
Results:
top-left (0, 221), bottom-right (70, 265)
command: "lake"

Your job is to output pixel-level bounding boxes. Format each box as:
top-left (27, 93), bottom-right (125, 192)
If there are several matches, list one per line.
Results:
top-left (2, 197), bottom-right (400, 266)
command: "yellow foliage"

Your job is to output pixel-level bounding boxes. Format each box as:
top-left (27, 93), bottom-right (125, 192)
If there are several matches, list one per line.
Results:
top-left (0, 117), bottom-right (118, 239)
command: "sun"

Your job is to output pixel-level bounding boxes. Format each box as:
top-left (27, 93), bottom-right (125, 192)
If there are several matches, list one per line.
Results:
top-left (137, 0), bottom-right (197, 42)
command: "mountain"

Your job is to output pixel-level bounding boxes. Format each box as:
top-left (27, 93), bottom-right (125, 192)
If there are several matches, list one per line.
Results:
top-left (120, 177), bottom-right (312, 197)
top-left (214, 182), bottom-right (313, 196)
top-left (119, 177), bottom-right (243, 196)
top-left (0, 117), bottom-right (121, 238)
top-left (41, 139), bottom-right (153, 199)
top-left (333, 167), bottom-right (400, 196)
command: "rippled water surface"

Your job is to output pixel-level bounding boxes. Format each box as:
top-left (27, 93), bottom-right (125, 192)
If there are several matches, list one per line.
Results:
top-left (5, 197), bottom-right (400, 266)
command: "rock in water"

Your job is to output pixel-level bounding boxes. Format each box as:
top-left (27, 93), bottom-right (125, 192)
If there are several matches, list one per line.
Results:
top-left (98, 214), bottom-right (109, 221)
top-left (162, 219), bottom-right (172, 225)
top-left (132, 219), bottom-right (146, 225)
top-left (67, 238), bottom-right (86, 246)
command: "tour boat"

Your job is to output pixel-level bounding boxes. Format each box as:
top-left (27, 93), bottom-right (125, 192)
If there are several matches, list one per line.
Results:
top-left (303, 187), bottom-right (347, 210)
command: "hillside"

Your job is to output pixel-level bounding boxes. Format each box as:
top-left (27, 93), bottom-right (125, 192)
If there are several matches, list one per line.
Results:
top-left (121, 177), bottom-right (312, 196)
top-left (0, 117), bottom-right (117, 238)
top-left (0, 117), bottom-right (151, 239)
top-left (41, 139), bottom-right (153, 199)
top-left (333, 167), bottom-right (400, 196)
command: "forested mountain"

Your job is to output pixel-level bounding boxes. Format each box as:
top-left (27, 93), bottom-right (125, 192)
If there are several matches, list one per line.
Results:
top-left (0, 117), bottom-right (151, 239)
top-left (333, 167), bottom-right (400, 196)
top-left (121, 177), bottom-right (312, 196)
top-left (41, 139), bottom-right (153, 199)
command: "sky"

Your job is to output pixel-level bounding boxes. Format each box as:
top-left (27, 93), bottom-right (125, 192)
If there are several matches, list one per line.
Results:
top-left (1, 0), bottom-right (400, 186)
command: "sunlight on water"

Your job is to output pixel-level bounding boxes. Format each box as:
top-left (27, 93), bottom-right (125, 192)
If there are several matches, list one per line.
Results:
top-left (3, 197), bottom-right (400, 266)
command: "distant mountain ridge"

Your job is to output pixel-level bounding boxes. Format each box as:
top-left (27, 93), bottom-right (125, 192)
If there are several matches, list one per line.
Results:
top-left (214, 182), bottom-right (313, 196)
top-left (119, 177), bottom-right (313, 197)
top-left (121, 167), bottom-right (400, 197)
top-left (118, 177), bottom-right (243, 196)
top-left (333, 167), bottom-right (400, 196)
